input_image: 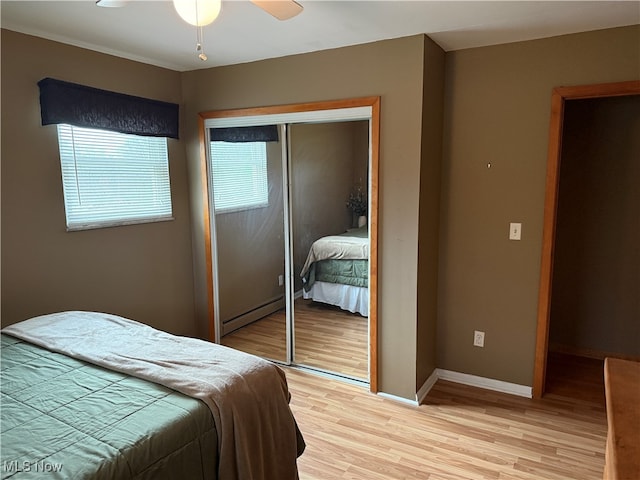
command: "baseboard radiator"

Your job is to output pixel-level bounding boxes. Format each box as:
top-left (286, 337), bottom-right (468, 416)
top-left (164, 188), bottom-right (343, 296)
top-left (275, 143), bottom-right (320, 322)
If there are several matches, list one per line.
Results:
top-left (222, 295), bottom-right (285, 336)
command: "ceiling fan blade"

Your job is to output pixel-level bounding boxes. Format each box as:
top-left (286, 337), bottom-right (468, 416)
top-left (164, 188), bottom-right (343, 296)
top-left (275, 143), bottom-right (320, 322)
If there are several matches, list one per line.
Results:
top-left (251, 0), bottom-right (303, 20)
top-left (95, 0), bottom-right (129, 7)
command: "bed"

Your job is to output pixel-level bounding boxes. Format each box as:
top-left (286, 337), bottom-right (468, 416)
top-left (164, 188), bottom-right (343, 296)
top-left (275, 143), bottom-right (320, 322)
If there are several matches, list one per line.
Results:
top-left (300, 226), bottom-right (369, 317)
top-left (0, 311), bottom-right (305, 480)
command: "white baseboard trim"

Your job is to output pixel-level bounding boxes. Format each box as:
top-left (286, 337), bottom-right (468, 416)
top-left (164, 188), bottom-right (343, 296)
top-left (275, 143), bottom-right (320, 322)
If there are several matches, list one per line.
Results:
top-left (416, 369), bottom-right (439, 404)
top-left (436, 369), bottom-right (532, 398)
top-left (377, 370), bottom-right (532, 407)
top-left (376, 391), bottom-right (418, 406)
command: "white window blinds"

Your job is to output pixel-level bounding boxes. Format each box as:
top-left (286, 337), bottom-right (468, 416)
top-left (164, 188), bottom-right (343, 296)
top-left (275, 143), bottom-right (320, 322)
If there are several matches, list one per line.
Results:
top-left (209, 141), bottom-right (269, 213)
top-left (57, 124), bottom-right (173, 230)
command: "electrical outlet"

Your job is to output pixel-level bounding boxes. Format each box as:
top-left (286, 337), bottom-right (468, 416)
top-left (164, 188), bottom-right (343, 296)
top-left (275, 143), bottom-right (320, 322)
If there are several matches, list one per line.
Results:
top-left (473, 330), bottom-right (485, 347)
top-left (278, 275), bottom-right (284, 286)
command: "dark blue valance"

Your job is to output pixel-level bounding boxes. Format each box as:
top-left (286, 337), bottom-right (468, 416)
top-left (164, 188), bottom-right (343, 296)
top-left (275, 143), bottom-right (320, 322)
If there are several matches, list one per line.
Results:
top-left (210, 125), bottom-right (279, 143)
top-left (38, 77), bottom-right (179, 139)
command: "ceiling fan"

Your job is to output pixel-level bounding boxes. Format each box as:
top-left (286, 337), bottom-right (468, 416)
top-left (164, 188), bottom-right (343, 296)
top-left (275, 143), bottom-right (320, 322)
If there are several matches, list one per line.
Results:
top-left (96, 0), bottom-right (303, 61)
top-left (95, 0), bottom-right (304, 21)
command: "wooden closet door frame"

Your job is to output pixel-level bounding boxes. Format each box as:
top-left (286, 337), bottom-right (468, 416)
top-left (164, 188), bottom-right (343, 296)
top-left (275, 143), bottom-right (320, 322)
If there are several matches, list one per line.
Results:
top-left (532, 80), bottom-right (640, 398)
top-left (198, 96), bottom-right (381, 393)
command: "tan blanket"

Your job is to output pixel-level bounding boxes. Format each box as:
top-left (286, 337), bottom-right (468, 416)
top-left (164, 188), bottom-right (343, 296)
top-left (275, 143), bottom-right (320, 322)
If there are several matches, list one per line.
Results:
top-left (2, 311), bottom-right (304, 480)
top-left (300, 234), bottom-right (369, 278)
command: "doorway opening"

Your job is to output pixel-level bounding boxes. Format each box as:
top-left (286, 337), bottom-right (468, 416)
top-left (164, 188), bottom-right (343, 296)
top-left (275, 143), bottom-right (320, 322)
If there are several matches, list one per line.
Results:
top-left (533, 80), bottom-right (640, 399)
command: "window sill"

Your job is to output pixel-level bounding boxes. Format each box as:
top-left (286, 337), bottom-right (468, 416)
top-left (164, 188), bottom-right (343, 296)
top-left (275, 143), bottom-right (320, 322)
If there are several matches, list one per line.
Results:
top-left (66, 215), bottom-right (175, 232)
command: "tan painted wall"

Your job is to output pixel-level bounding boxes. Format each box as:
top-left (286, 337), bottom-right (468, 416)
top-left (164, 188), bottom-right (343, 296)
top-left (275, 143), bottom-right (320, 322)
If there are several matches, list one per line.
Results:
top-left (351, 121), bottom-right (370, 202)
top-left (416, 36), bottom-right (445, 389)
top-left (182, 35), bottom-right (428, 399)
top-left (0, 30), bottom-right (197, 335)
top-left (438, 26), bottom-right (640, 386)
top-left (550, 95), bottom-right (640, 356)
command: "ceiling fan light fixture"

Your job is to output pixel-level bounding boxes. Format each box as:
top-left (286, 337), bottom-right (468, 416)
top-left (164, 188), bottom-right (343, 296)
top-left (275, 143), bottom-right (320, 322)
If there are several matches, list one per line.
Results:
top-left (173, 0), bottom-right (222, 26)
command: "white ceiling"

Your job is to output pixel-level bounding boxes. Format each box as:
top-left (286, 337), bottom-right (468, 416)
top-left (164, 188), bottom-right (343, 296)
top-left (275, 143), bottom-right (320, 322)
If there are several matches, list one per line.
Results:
top-left (2, 1), bottom-right (639, 72)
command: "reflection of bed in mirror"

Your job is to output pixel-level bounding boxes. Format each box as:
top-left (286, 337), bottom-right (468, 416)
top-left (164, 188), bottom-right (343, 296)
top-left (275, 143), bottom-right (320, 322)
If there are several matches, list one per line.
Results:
top-left (300, 226), bottom-right (369, 317)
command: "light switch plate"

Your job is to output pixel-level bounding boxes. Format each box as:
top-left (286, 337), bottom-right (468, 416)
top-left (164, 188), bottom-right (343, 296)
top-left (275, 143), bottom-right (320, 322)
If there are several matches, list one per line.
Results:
top-left (509, 222), bottom-right (522, 240)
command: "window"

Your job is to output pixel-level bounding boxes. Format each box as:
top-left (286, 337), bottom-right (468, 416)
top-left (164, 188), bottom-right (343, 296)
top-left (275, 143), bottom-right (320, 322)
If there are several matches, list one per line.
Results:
top-left (57, 124), bottom-right (173, 231)
top-left (209, 141), bottom-right (269, 213)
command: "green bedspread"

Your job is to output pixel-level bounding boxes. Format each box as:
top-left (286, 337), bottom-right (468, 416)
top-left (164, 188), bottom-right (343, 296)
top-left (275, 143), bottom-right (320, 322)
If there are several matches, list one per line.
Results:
top-left (301, 227), bottom-right (369, 291)
top-left (310, 259), bottom-right (368, 289)
top-left (1, 333), bottom-right (218, 480)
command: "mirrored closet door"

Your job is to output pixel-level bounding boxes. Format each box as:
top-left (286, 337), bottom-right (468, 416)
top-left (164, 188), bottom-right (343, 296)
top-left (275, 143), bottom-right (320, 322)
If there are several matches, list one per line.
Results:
top-left (208, 125), bottom-right (287, 363)
top-left (289, 121), bottom-right (370, 381)
top-left (200, 99), bottom-right (379, 387)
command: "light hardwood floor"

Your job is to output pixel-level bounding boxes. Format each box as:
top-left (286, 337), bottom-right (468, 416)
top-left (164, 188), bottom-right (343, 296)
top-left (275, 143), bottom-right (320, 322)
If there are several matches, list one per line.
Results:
top-left (223, 306), bottom-right (607, 478)
top-left (286, 358), bottom-right (607, 480)
top-left (222, 299), bottom-right (368, 380)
